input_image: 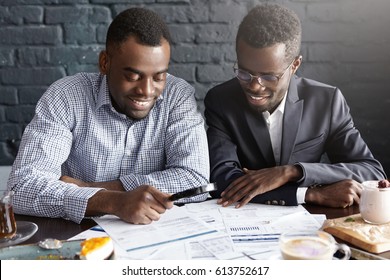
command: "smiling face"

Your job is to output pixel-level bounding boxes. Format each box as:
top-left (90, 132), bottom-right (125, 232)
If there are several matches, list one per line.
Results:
top-left (99, 35), bottom-right (170, 120)
top-left (236, 40), bottom-right (301, 114)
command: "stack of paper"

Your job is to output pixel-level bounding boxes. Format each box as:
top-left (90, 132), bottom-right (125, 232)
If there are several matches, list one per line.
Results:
top-left (70, 200), bottom-right (325, 260)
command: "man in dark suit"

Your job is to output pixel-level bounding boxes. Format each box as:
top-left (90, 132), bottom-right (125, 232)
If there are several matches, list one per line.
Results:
top-left (204, 3), bottom-right (386, 209)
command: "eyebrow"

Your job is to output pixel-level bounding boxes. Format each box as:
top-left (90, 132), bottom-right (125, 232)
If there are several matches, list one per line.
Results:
top-left (123, 66), bottom-right (169, 75)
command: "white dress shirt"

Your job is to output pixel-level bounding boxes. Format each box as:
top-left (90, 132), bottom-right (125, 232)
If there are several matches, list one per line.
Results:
top-left (262, 93), bottom-right (307, 204)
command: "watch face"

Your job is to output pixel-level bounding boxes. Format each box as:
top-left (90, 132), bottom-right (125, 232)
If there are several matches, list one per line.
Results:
top-left (168, 183), bottom-right (217, 201)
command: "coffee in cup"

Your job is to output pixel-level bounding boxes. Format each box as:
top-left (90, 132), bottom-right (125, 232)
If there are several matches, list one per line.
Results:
top-left (279, 230), bottom-right (350, 260)
top-left (0, 191), bottom-right (17, 239)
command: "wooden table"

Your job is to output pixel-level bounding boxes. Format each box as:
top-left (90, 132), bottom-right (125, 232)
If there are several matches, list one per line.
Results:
top-left (14, 203), bottom-right (390, 259)
top-left (16, 214), bottom-right (96, 245)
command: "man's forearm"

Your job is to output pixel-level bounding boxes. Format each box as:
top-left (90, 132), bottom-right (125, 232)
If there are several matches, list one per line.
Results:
top-left (285, 164), bottom-right (303, 182)
top-left (85, 189), bottom-right (119, 216)
top-left (88, 180), bottom-right (124, 191)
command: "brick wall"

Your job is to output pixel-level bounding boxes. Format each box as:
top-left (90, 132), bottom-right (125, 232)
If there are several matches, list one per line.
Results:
top-left (1, 0), bottom-right (389, 176)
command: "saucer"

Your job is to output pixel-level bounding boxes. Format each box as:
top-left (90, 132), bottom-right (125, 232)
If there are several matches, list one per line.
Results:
top-left (0, 239), bottom-right (115, 260)
top-left (268, 253), bottom-right (283, 260)
top-left (0, 221), bottom-right (38, 248)
top-left (268, 253), bottom-right (337, 260)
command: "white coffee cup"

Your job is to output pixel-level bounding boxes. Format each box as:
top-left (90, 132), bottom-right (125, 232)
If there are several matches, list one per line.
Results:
top-left (279, 230), bottom-right (350, 260)
top-left (360, 181), bottom-right (390, 224)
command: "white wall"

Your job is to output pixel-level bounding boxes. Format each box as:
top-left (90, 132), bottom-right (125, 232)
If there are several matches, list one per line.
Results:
top-left (0, 166), bottom-right (11, 191)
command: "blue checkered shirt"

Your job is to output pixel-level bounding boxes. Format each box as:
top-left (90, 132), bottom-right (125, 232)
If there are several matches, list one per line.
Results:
top-left (8, 73), bottom-right (210, 223)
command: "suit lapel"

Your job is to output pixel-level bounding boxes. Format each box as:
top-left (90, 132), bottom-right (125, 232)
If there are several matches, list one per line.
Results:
top-left (244, 110), bottom-right (276, 166)
top-left (281, 77), bottom-right (303, 165)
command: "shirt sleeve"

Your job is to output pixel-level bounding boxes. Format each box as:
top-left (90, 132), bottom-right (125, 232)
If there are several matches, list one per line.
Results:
top-left (296, 187), bottom-right (308, 204)
top-left (296, 88), bottom-right (386, 186)
top-left (8, 83), bottom-right (100, 223)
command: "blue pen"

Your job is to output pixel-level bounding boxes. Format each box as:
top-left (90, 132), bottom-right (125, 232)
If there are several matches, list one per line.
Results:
top-left (90, 225), bottom-right (105, 232)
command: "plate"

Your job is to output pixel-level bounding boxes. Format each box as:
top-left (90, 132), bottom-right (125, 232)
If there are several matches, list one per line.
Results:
top-left (0, 221), bottom-right (38, 249)
top-left (0, 239), bottom-right (84, 260)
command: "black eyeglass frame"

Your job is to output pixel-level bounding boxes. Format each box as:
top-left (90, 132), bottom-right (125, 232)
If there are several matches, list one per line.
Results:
top-left (233, 57), bottom-right (297, 87)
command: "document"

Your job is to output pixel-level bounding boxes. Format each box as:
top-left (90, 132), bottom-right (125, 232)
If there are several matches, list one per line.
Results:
top-left (90, 200), bottom-right (324, 260)
top-left (185, 200), bottom-right (226, 232)
top-left (219, 204), bottom-right (322, 258)
top-left (94, 206), bottom-right (217, 254)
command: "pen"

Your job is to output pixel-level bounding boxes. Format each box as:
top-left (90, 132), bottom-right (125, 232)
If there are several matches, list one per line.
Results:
top-left (90, 225), bottom-right (105, 232)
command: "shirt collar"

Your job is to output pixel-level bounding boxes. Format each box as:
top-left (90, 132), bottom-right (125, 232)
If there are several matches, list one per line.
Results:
top-left (262, 91), bottom-right (288, 119)
top-left (96, 74), bottom-right (165, 113)
top-left (275, 91), bottom-right (288, 115)
top-left (96, 74), bottom-right (111, 111)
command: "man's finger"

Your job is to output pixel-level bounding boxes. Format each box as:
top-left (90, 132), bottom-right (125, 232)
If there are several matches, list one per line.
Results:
top-left (148, 187), bottom-right (173, 209)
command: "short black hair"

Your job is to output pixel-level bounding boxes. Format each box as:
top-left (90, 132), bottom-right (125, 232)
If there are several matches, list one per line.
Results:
top-left (106, 7), bottom-right (171, 51)
top-left (236, 3), bottom-right (301, 62)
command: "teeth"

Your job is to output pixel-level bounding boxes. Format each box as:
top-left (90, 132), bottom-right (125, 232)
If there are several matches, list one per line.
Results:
top-left (249, 95), bottom-right (266, 100)
top-left (131, 99), bottom-right (151, 106)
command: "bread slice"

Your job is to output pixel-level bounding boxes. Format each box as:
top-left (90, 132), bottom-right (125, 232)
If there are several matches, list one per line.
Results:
top-left (322, 214), bottom-right (390, 253)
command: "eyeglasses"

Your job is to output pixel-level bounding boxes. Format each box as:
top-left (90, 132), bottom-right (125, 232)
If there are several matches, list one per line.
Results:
top-left (233, 58), bottom-right (296, 87)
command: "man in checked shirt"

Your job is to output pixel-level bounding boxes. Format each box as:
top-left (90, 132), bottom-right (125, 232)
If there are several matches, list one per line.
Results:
top-left (8, 8), bottom-right (209, 224)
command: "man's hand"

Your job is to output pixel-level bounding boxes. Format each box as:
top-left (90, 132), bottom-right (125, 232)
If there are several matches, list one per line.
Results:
top-left (60, 175), bottom-right (124, 191)
top-left (87, 185), bottom-right (174, 224)
top-left (218, 165), bottom-right (302, 208)
top-left (304, 179), bottom-right (363, 208)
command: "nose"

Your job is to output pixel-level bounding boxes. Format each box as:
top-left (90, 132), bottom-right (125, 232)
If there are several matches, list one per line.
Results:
top-left (136, 78), bottom-right (155, 97)
top-left (248, 77), bottom-right (266, 91)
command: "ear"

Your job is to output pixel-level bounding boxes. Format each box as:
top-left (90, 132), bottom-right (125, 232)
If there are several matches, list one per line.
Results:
top-left (292, 55), bottom-right (302, 74)
top-left (99, 51), bottom-right (109, 74)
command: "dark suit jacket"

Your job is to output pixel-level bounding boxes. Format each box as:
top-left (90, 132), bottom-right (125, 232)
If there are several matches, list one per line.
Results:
top-left (204, 76), bottom-right (386, 205)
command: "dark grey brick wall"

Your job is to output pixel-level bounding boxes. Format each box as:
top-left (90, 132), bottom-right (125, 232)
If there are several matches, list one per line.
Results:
top-left (1, 0), bottom-right (390, 176)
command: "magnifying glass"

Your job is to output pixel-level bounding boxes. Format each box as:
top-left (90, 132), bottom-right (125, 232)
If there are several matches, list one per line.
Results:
top-left (168, 183), bottom-right (217, 201)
